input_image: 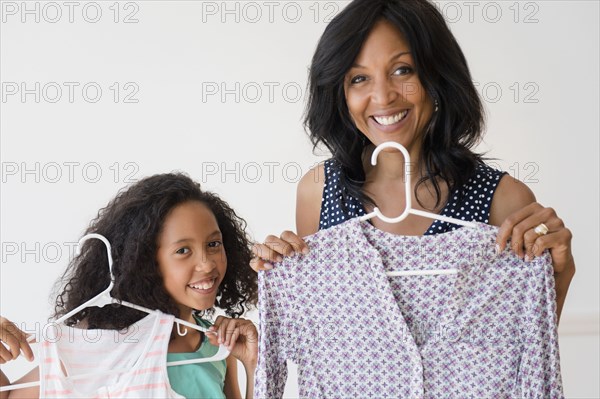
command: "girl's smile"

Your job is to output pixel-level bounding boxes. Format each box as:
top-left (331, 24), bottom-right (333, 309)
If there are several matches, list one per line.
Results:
top-left (156, 201), bottom-right (227, 319)
top-left (187, 277), bottom-right (218, 294)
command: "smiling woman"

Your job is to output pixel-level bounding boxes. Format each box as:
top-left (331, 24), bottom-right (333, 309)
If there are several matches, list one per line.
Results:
top-left (344, 23), bottom-right (435, 156)
top-left (251, 0), bottom-right (575, 323)
top-left (303, 0), bottom-right (486, 228)
top-left (333, 18), bottom-right (484, 237)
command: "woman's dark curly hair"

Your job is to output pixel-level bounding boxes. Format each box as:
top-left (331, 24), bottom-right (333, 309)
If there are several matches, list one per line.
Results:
top-left (305, 0), bottom-right (485, 209)
top-left (52, 173), bottom-right (257, 330)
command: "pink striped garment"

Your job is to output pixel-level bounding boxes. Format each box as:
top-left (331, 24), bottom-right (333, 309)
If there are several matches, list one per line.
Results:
top-left (39, 311), bottom-right (184, 398)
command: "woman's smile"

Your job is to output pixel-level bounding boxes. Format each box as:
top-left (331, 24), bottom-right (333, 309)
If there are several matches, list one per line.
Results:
top-left (344, 20), bottom-right (434, 149)
top-left (368, 109), bottom-right (411, 133)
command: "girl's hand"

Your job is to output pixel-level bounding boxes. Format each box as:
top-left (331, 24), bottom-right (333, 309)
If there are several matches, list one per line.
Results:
top-left (496, 202), bottom-right (575, 275)
top-left (207, 316), bottom-right (258, 368)
top-left (249, 230), bottom-right (309, 272)
top-left (0, 317), bottom-right (34, 364)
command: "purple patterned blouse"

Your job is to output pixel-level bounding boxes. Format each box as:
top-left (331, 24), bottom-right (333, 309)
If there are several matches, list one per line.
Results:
top-left (254, 218), bottom-right (564, 398)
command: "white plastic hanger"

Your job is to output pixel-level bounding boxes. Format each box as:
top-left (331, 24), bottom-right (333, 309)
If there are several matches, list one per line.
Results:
top-left (358, 141), bottom-right (477, 277)
top-left (0, 233), bottom-right (229, 392)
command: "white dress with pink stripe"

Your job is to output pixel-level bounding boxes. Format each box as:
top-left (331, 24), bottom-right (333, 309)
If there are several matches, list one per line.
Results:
top-left (39, 311), bottom-right (184, 398)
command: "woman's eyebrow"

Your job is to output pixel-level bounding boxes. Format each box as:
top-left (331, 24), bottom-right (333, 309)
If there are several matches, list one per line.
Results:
top-left (351, 51), bottom-right (411, 69)
top-left (172, 238), bottom-right (193, 245)
top-left (390, 51), bottom-right (411, 61)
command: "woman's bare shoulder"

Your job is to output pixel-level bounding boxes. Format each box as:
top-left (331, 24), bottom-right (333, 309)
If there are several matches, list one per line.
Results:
top-left (489, 174), bottom-right (536, 226)
top-left (296, 162), bottom-right (326, 237)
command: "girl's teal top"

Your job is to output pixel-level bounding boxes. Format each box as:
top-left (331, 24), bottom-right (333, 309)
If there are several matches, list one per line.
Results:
top-left (167, 315), bottom-right (227, 399)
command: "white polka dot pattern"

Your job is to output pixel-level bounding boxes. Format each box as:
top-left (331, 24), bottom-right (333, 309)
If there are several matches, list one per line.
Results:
top-left (319, 159), bottom-right (505, 234)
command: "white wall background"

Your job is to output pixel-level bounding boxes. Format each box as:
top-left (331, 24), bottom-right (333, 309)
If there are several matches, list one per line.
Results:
top-left (0, 1), bottom-right (598, 397)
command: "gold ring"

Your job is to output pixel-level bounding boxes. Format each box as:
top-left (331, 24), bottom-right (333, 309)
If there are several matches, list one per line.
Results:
top-left (534, 223), bottom-right (549, 236)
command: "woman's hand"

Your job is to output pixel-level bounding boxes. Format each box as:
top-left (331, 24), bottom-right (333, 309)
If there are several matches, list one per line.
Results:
top-left (495, 202), bottom-right (575, 321)
top-left (0, 317), bottom-right (34, 364)
top-left (207, 316), bottom-right (258, 369)
top-left (249, 230), bottom-right (309, 272)
top-left (495, 202), bottom-right (574, 272)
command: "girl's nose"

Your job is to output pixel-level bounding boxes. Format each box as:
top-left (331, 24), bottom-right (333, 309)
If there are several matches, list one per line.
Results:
top-left (194, 252), bottom-right (216, 272)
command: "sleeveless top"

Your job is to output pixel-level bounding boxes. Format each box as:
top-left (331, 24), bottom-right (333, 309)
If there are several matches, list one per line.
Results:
top-left (39, 312), bottom-right (226, 399)
top-left (319, 159), bottom-right (506, 235)
top-left (167, 315), bottom-right (227, 399)
top-left (40, 312), bottom-right (185, 398)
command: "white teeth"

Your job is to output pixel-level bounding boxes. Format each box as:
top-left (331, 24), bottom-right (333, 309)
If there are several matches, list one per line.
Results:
top-left (374, 110), bottom-right (408, 126)
top-left (189, 279), bottom-right (215, 290)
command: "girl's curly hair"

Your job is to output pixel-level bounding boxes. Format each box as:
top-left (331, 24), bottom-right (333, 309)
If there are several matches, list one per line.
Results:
top-left (52, 173), bottom-right (257, 330)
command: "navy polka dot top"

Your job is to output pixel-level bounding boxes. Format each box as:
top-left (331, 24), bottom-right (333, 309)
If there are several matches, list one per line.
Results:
top-left (319, 159), bottom-right (506, 235)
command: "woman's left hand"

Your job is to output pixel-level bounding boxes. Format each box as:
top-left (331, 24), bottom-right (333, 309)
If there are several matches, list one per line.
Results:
top-left (496, 202), bottom-right (575, 275)
top-left (207, 316), bottom-right (258, 368)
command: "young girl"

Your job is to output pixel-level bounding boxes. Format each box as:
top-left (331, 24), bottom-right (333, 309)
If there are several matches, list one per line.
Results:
top-left (0, 173), bottom-right (258, 398)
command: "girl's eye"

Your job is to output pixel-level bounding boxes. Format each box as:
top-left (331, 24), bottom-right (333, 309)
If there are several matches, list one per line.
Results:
top-left (208, 241), bottom-right (222, 248)
top-left (176, 247), bottom-right (190, 255)
top-left (393, 66), bottom-right (413, 76)
top-left (350, 75), bottom-right (366, 85)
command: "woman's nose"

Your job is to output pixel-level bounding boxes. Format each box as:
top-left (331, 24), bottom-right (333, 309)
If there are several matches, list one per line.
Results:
top-left (371, 77), bottom-right (397, 105)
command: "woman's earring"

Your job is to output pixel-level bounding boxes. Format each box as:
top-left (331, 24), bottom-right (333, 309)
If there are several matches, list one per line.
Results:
top-left (434, 99), bottom-right (439, 112)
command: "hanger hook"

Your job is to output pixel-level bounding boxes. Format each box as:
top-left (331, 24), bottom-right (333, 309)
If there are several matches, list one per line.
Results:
top-left (77, 233), bottom-right (115, 286)
top-left (177, 323), bottom-right (188, 336)
top-left (369, 141), bottom-right (413, 223)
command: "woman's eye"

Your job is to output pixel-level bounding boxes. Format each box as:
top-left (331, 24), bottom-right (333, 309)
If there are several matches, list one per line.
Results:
top-left (350, 75), bottom-right (366, 85)
top-left (176, 247), bottom-right (190, 255)
top-left (393, 66), bottom-right (413, 76)
top-left (208, 241), bottom-right (222, 248)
